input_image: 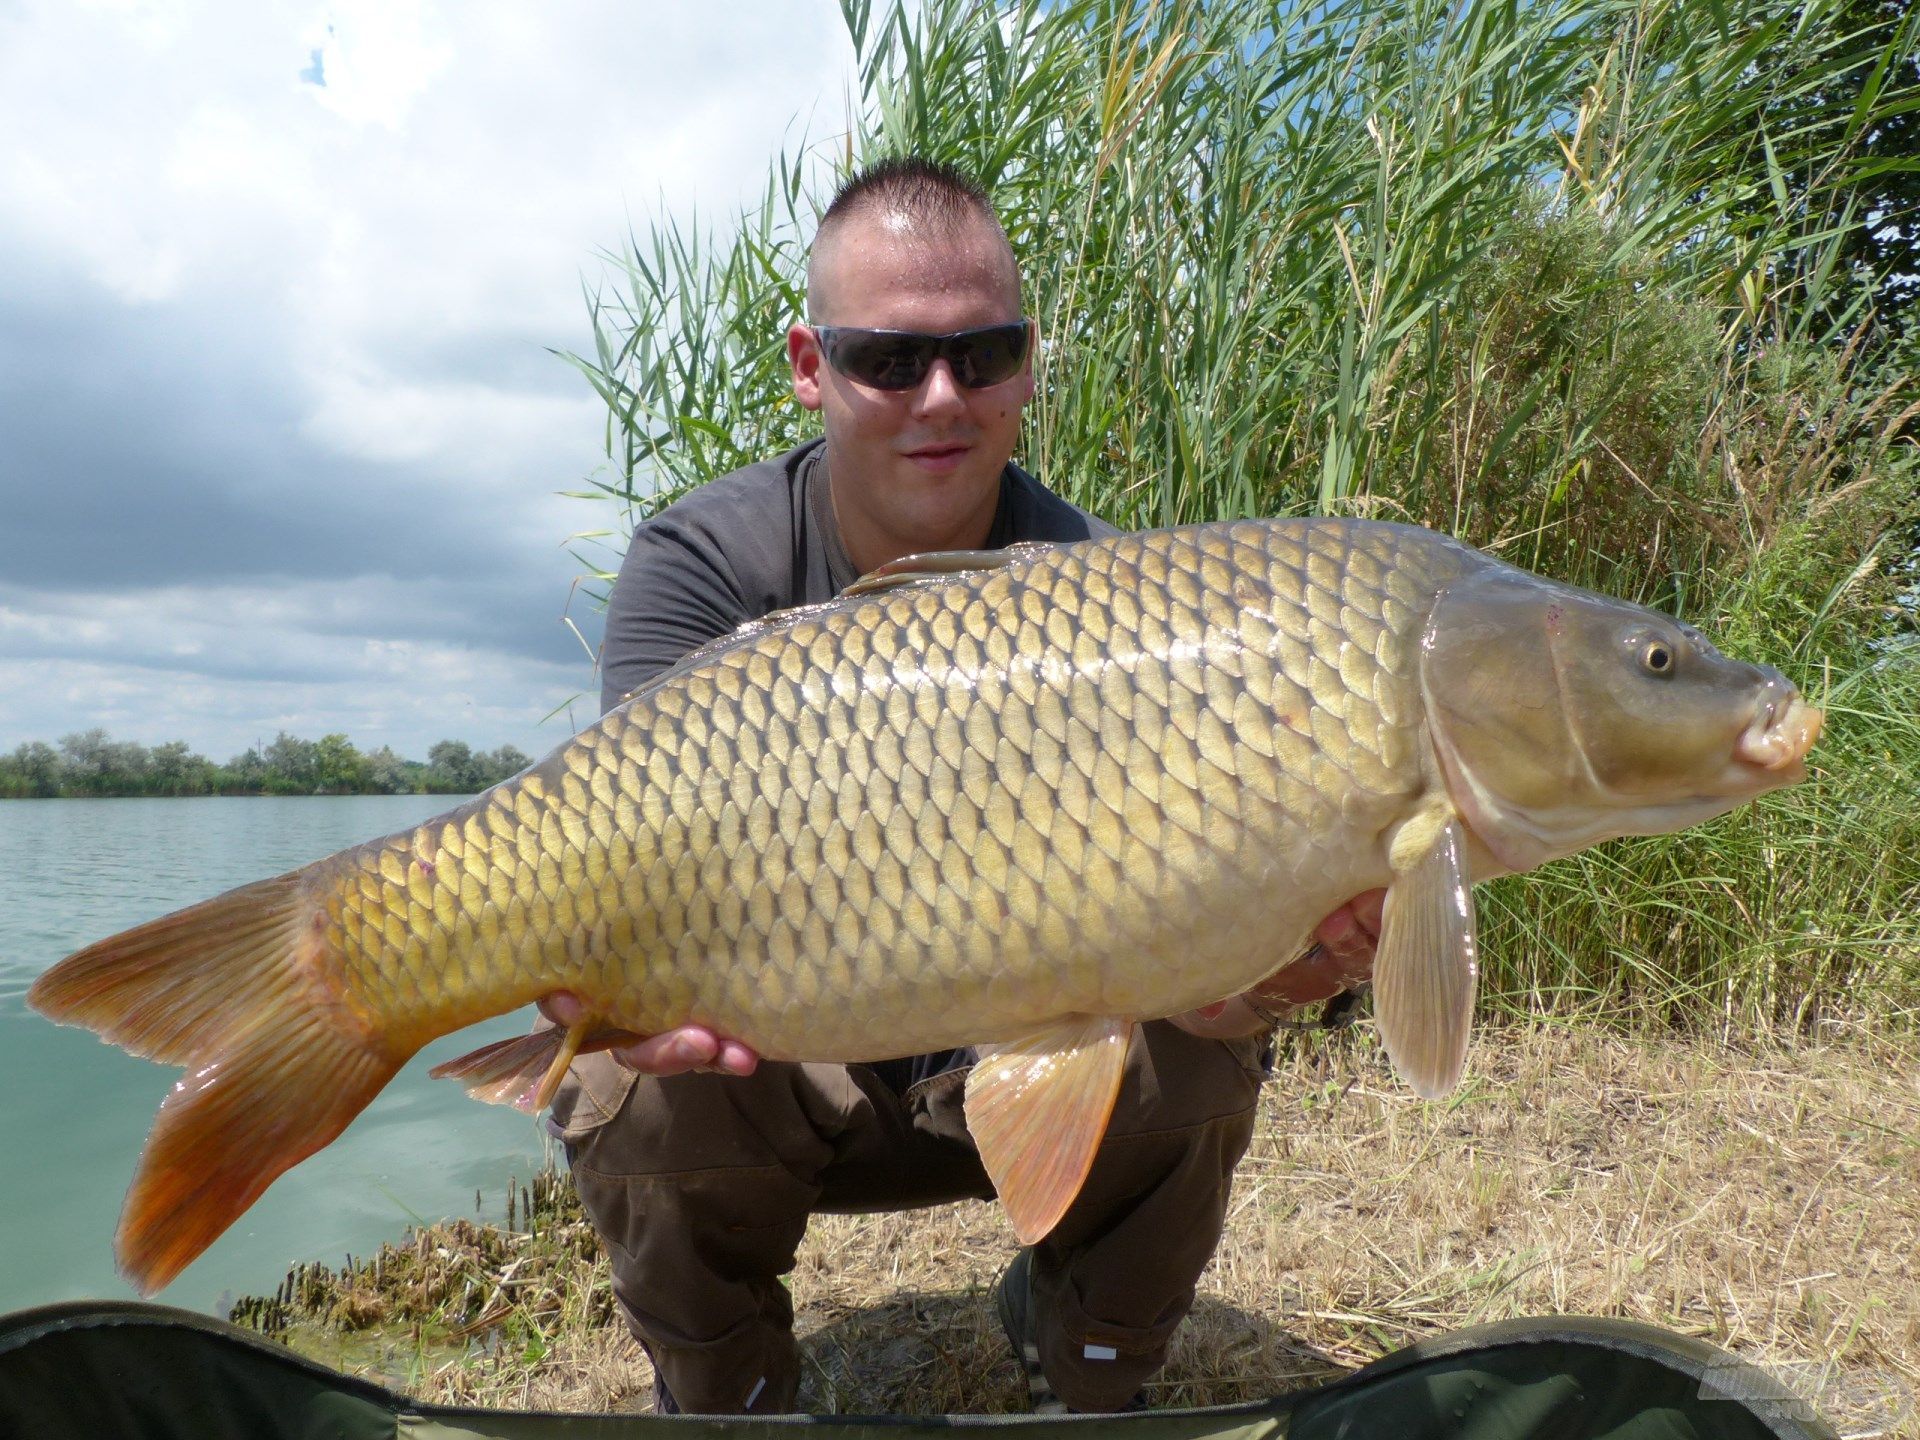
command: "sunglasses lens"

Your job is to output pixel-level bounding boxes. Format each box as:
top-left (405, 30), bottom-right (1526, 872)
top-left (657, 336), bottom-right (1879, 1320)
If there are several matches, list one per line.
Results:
top-left (948, 323), bottom-right (1030, 387)
top-left (826, 333), bottom-right (933, 390)
top-left (819, 323), bottom-right (1031, 391)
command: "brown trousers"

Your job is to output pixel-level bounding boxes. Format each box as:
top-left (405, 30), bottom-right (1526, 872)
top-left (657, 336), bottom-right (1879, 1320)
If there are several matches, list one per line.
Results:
top-left (548, 1022), bottom-right (1268, 1415)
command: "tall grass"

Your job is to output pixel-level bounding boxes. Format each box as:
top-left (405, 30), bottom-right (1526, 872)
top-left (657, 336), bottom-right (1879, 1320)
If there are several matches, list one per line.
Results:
top-left (564, 0), bottom-right (1918, 1030)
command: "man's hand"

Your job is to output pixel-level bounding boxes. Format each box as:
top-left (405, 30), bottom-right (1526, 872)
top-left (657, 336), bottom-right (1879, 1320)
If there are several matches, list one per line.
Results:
top-left (537, 991), bottom-right (760, 1077)
top-left (1168, 889), bottom-right (1387, 1038)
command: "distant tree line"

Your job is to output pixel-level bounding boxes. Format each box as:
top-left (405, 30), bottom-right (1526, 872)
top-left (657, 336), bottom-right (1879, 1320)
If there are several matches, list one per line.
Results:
top-left (0, 729), bottom-right (534, 799)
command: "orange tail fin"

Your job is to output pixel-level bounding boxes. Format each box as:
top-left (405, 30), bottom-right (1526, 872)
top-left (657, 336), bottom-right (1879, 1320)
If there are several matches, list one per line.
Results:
top-left (28, 872), bottom-right (409, 1294)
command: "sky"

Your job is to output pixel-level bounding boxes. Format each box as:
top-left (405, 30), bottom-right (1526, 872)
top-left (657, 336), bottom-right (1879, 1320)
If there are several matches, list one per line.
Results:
top-left (0, 0), bottom-right (858, 765)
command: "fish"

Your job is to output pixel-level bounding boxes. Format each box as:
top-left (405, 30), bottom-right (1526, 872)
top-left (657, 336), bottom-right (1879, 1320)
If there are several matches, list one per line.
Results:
top-left (28, 517), bottom-right (1822, 1294)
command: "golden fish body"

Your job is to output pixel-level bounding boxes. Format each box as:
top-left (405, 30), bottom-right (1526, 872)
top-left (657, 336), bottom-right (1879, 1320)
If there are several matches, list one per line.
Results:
top-left (339, 519), bottom-right (1455, 1061)
top-left (30, 518), bottom-right (1821, 1292)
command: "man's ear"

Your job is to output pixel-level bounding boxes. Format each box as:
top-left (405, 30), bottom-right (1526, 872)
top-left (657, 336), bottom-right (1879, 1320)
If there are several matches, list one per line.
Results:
top-left (789, 324), bottom-right (824, 412)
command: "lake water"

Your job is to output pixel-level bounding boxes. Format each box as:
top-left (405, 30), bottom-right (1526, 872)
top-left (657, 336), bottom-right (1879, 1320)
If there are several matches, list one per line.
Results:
top-left (0, 796), bottom-right (550, 1316)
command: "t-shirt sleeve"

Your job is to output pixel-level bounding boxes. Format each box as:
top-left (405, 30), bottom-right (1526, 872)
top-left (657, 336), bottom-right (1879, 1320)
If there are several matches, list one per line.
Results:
top-left (599, 517), bottom-right (752, 715)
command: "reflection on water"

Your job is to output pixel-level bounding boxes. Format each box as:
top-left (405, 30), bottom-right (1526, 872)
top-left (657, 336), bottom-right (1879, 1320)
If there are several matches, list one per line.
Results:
top-left (0, 796), bottom-right (549, 1315)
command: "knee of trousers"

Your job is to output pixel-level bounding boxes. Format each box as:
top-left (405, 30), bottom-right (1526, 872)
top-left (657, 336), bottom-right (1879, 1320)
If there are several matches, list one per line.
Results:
top-left (550, 1051), bottom-right (847, 1268)
top-left (552, 1054), bottom-right (825, 1353)
top-left (1102, 1020), bottom-right (1270, 1141)
top-left (552, 1049), bottom-right (855, 1182)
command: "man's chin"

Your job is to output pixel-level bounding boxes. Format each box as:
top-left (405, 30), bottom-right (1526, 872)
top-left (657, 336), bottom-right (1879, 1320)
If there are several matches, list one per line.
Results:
top-left (880, 477), bottom-right (1004, 550)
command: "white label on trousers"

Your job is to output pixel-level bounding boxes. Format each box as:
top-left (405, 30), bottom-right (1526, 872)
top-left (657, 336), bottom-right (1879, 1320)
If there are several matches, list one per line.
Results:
top-left (1083, 1344), bottom-right (1119, 1361)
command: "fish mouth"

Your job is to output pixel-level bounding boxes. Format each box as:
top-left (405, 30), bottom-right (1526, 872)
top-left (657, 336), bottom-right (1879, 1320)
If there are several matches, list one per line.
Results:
top-left (1735, 693), bottom-right (1824, 774)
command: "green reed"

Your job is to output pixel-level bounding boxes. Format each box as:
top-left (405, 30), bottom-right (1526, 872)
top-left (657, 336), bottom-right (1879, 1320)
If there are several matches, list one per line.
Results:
top-left (564, 0), bottom-right (1918, 1029)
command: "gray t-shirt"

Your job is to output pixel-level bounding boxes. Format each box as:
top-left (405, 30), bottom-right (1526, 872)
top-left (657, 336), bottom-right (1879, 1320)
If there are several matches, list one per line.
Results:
top-left (600, 438), bottom-right (1117, 712)
top-left (598, 438), bottom-right (1117, 1094)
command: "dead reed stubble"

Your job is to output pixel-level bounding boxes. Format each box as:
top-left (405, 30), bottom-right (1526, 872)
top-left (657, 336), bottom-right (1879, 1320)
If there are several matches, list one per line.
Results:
top-left (254, 1021), bottom-right (1919, 1433)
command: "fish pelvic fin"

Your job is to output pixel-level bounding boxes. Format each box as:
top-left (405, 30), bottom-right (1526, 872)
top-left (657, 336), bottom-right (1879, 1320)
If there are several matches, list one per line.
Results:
top-left (1375, 809), bottom-right (1480, 1100)
top-left (28, 870), bottom-right (412, 1294)
top-left (430, 1019), bottom-right (641, 1113)
top-left (966, 1016), bottom-right (1131, 1244)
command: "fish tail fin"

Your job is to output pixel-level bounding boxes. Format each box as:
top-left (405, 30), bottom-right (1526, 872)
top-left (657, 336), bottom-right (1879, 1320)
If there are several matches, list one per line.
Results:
top-left (118, 1012), bottom-right (402, 1294)
top-left (29, 871), bottom-right (410, 1294)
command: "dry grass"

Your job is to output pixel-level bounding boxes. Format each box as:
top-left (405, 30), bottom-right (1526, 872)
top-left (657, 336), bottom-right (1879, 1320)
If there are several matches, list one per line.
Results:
top-left (239, 1020), bottom-right (1920, 1435)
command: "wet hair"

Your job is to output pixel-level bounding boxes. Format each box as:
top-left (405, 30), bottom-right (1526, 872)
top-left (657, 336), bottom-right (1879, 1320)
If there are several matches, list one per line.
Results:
top-left (806, 157), bottom-right (1016, 321)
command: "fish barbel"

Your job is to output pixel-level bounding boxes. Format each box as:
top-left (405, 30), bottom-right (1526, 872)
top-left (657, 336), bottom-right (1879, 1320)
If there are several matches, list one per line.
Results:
top-left (29, 518), bottom-right (1822, 1292)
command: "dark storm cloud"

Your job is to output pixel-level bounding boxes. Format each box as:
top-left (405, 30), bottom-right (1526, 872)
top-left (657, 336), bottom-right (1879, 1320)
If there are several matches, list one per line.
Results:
top-left (0, 271), bottom-right (578, 607)
top-left (0, 0), bottom-right (853, 760)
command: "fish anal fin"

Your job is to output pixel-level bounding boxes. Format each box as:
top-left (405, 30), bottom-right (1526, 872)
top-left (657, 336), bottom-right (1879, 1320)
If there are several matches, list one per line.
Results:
top-left (1375, 812), bottom-right (1479, 1100)
top-left (430, 1021), bottom-right (640, 1113)
top-left (965, 1016), bottom-right (1131, 1244)
top-left (534, 1021), bottom-right (591, 1111)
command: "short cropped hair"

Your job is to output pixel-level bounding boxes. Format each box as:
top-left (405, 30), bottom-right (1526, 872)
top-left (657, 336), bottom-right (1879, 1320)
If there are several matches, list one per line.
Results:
top-left (806, 157), bottom-right (1015, 321)
top-left (817, 156), bottom-right (996, 236)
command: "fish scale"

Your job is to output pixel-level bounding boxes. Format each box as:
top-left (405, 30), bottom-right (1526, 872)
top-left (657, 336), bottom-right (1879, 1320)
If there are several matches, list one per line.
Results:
top-left (31, 514), bottom-right (1821, 1292)
top-left (315, 519), bottom-right (1455, 1064)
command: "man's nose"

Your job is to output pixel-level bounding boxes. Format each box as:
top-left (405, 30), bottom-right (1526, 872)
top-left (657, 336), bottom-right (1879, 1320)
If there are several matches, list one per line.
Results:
top-left (912, 358), bottom-right (967, 416)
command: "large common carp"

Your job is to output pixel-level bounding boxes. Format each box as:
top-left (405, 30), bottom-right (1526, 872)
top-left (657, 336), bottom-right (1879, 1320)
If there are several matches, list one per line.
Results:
top-left (30, 518), bottom-right (1821, 1293)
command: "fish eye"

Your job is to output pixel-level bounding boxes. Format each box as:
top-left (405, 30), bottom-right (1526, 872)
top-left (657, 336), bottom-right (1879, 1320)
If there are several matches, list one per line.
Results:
top-left (1643, 639), bottom-right (1676, 676)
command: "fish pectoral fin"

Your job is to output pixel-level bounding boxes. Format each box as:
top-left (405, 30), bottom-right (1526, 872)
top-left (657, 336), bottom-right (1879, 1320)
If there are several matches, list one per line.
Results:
top-left (1375, 813), bottom-right (1480, 1100)
top-left (965, 1015), bottom-right (1131, 1244)
top-left (431, 1020), bottom-right (638, 1113)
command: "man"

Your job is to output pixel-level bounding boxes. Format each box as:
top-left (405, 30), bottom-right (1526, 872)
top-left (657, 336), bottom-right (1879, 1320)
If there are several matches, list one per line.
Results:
top-left (545, 157), bottom-right (1381, 1416)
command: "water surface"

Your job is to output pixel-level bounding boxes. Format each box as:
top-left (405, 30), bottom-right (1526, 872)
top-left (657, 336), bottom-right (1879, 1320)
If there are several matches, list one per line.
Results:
top-left (0, 796), bottom-right (548, 1315)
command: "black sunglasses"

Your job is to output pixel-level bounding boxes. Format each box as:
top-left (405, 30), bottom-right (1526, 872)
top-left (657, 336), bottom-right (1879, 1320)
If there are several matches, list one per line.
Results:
top-left (810, 320), bottom-right (1032, 391)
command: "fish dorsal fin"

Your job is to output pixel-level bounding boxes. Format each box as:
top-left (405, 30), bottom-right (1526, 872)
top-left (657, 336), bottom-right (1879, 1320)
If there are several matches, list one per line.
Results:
top-left (1374, 808), bottom-right (1479, 1099)
top-left (965, 1015), bottom-right (1131, 1243)
top-left (841, 542), bottom-right (1054, 597)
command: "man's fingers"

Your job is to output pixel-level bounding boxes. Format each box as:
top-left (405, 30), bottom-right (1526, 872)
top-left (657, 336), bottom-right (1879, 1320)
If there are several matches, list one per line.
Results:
top-left (1310, 889), bottom-right (1386, 986)
top-left (536, 994), bottom-right (759, 1078)
top-left (611, 1029), bottom-right (716, 1074)
top-left (608, 1026), bottom-right (762, 1077)
top-left (1252, 890), bottom-right (1392, 1010)
top-left (1353, 887), bottom-right (1386, 937)
top-left (537, 990), bottom-right (586, 1027)
top-left (1253, 947), bottom-right (1343, 1008)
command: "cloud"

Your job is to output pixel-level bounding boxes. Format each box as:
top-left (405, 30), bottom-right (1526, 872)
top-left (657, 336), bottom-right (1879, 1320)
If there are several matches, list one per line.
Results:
top-left (0, 0), bottom-right (856, 759)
